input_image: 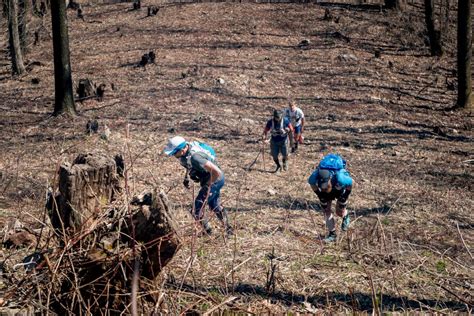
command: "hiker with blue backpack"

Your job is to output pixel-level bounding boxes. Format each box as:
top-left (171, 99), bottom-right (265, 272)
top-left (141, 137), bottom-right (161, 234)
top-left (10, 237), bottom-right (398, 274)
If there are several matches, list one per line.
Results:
top-left (263, 109), bottom-right (294, 172)
top-left (308, 154), bottom-right (353, 243)
top-left (164, 136), bottom-right (233, 236)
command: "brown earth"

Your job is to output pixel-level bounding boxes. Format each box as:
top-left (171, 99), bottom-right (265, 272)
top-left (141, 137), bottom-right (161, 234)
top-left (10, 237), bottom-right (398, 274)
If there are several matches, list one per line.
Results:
top-left (0, 1), bottom-right (473, 313)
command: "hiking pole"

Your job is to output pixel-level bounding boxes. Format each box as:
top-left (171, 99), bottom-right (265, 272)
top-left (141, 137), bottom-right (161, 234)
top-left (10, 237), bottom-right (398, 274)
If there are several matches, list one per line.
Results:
top-left (262, 139), bottom-right (266, 172)
top-left (246, 150), bottom-right (261, 171)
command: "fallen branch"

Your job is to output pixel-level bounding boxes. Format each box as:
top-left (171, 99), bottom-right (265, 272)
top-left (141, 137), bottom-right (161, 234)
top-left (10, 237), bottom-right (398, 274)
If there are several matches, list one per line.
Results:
top-left (456, 222), bottom-right (473, 259)
top-left (225, 257), bottom-right (252, 278)
top-left (203, 296), bottom-right (238, 316)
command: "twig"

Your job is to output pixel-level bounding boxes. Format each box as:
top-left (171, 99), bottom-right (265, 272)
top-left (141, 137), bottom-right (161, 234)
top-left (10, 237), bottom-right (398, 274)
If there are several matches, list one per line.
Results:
top-left (203, 296), bottom-right (238, 316)
top-left (225, 257), bottom-right (252, 278)
top-left (131, 258), bottom-right (139, 316)
top-left (439, 284), bottom-right (473, 307)
top-left (456, 222), bottom-right (473, 259)
top-left (385, 195), bottom-right (403, 216)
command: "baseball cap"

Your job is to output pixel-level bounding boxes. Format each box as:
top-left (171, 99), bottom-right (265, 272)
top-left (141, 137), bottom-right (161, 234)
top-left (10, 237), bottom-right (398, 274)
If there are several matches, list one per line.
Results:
top-left (318, 169), bottom-right (332, 190)
top-left (273, 109), bottom-right (283, 120)
top-left (163, 136), bottom-right (187, 156)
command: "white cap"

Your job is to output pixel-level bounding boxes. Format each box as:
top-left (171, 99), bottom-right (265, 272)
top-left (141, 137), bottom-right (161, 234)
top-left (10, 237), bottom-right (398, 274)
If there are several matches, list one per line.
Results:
top-left (163, 136), bottom-right (187, 156)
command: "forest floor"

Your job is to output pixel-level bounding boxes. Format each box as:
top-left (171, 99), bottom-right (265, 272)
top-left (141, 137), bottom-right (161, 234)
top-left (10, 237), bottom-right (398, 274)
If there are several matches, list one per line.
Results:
top-left (0, 0), bottom-right (473, 313)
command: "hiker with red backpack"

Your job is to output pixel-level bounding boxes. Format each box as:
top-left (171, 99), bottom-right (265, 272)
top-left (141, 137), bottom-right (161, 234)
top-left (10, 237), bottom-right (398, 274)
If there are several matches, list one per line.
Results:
top-left (164, 136), bottom-right (233, 236)
top-left (308, 154), bottom-right (353, 243)
top-left (263, 109), bottom-right (294, 172)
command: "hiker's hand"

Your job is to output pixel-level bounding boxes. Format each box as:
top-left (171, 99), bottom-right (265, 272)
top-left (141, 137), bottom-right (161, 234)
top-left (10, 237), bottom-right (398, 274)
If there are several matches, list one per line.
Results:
top-left (183, 177), bottom-right (190, 189)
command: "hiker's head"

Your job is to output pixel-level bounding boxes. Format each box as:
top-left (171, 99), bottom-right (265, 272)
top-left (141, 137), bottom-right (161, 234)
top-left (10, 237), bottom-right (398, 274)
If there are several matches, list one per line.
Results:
top-left (288, 99), bottom-right (296, 111)
top-left (164, 136), bottom-right (188, 158)
top-left (273, 109), bottom-right (283, 123)
top-left (317, 169), bottom-right (333, 193)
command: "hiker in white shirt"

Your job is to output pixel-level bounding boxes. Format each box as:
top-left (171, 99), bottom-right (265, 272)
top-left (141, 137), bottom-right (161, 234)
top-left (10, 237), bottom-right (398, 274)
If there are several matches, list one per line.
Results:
top-left (284, 100), bottom-right (305, 153)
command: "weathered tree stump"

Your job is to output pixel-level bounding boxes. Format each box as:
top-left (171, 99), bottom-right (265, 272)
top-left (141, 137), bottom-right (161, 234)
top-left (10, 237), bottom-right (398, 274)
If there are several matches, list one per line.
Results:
top-left (123, 190), bottom-right (181, 279)
top-left (96, 83), bottom-right (106, 101)
top-left (147, 5), bottom-right (159, 16)
top-left (46, 153), bottom-right (180, 313)
top-left (76, 78), bottom-right (96, 100)
top-left (49, 153), bottom-right (122, 234)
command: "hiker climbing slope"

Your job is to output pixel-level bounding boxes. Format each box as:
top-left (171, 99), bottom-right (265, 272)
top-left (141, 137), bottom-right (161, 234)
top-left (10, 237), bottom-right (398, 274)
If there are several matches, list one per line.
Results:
top-left (263, 109), bottom-right (294, 172)
top-left (284, 100), bottom-right (305, 153)
top-left (308, 154), bottom-right (353, 243)
top-left (164, 136), bottom-right (233, 236)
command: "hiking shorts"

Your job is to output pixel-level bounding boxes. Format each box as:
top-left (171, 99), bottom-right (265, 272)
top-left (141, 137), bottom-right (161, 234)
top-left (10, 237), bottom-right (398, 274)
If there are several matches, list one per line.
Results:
top-left (270, 138), bottom-right (288, 159)
top-left (293, 125), bottom-right (302, 134)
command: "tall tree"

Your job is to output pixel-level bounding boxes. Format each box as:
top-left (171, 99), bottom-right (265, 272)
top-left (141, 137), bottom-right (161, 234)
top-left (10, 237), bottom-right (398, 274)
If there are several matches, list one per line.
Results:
top-left (424, 0), bottom-right (443, 56)
top-left (18, 0), bottom-right (28, 52)
top-left (457, 0), bottom-right (472, 109)
top-left (7, 0), bottom-right (26, 75)
top-left (51, 0), bottom-right (76, 116)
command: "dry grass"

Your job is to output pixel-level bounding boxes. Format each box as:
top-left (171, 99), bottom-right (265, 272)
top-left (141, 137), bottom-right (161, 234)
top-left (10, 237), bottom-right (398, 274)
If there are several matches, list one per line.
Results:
top-left (0, 0), bottom-right (473, 314)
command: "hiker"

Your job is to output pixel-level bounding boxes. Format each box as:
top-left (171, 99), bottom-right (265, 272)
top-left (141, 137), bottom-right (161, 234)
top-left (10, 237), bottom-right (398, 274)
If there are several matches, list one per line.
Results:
top-left (308, 154), bottom-right (353, 242)
top-left (284, 100), bottom-right (305, 153)
top-left (263, 109), bottom-right (294, 172)
top-left (164, 136), bottom-right (233, 236)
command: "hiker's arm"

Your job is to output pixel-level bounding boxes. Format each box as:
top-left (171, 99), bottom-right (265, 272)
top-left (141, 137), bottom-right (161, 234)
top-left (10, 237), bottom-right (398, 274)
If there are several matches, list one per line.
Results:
top-left (335, 170), bottom-right (353, 201)
top-left (288, 123), bottom-right (294, 133)
top-left (183, 169), bottom-right (190, 188)
top-left (203, 161), bottom-right (222, 185)
top-left (263, 124), bottom-right (270, 140)
top-left (339, 184), bottom-right (352, 203)
top-left (310, 184), bottom-right (320, 193)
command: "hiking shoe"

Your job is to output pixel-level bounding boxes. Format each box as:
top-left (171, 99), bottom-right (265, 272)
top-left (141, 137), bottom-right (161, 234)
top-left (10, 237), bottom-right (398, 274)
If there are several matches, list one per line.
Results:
top-left (274, 164), bottom-right (281, 173)
top-left (291, 147), bottom-right (296, 153)
top-left (341, 215), bottom-right (350, 231)
top-left (225, 225), bottom-right (234, 236)
top-left (202, 222), bottom-right (213, 235)
top-left (283, 161), bottom-right (288, 171)
top-left (324, 231), bottom-right (337, 243)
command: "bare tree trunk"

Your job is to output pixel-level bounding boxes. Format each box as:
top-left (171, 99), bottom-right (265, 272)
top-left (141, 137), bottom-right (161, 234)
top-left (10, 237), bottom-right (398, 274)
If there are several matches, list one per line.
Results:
top-left (424, 0), bottom-right (443, 56)
top-left (51, 0), bottom-right (76, 116)
top-left (457, 0), bottom-right (472, 109)
top-left (385, 0), bottom-right (405, 10)
top-left (18, 0), bottom-right (28, 53)
top-left (7, 0), bottom-right (26, 75)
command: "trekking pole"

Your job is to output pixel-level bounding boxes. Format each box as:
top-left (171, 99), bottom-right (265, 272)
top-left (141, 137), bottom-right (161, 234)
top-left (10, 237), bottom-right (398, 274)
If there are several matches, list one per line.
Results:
top-left (246, 150), bottom-right (261, 171)
top-left (262, 139), bottom-right (266, 172)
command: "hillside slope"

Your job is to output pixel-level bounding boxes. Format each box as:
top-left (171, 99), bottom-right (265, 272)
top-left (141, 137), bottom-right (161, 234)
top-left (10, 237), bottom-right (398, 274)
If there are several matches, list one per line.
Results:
top-left (0, 1), bottom-right (472, 313)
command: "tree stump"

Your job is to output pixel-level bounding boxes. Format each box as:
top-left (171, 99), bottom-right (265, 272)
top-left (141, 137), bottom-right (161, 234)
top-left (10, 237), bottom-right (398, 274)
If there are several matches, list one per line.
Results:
top-left (49, 153), bottom-right (121, 234)
top-left (44, 153), bottom-right (181, 314)
top-left (123, 190), bottom-right (181, 279)
top-left (76, 78), bottom-right (96, 100)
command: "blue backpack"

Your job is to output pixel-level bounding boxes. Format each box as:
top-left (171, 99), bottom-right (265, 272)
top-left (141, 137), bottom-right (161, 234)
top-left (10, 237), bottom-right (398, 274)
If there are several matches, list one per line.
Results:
top-left (318, 154), bottom-right (346, 171)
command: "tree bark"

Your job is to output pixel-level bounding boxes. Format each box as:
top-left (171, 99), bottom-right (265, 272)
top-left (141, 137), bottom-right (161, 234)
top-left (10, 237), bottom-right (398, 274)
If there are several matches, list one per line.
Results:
top-left (424, 0), bottom-right (443, 56)
top-left (124, 190), bottom-right (182, 279)
top-left (7, 0), bottom-right (26, 75)
top-left (50, 153), bottom-right (121, 234)
top-left (457, 0), bottom-right (472, 109)
top-left (46, 153), bottom-right (181, 315)
top-left (18, 0), bottom-right (28, 53)
top-left (51, 0), bottom-right (76, 115)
